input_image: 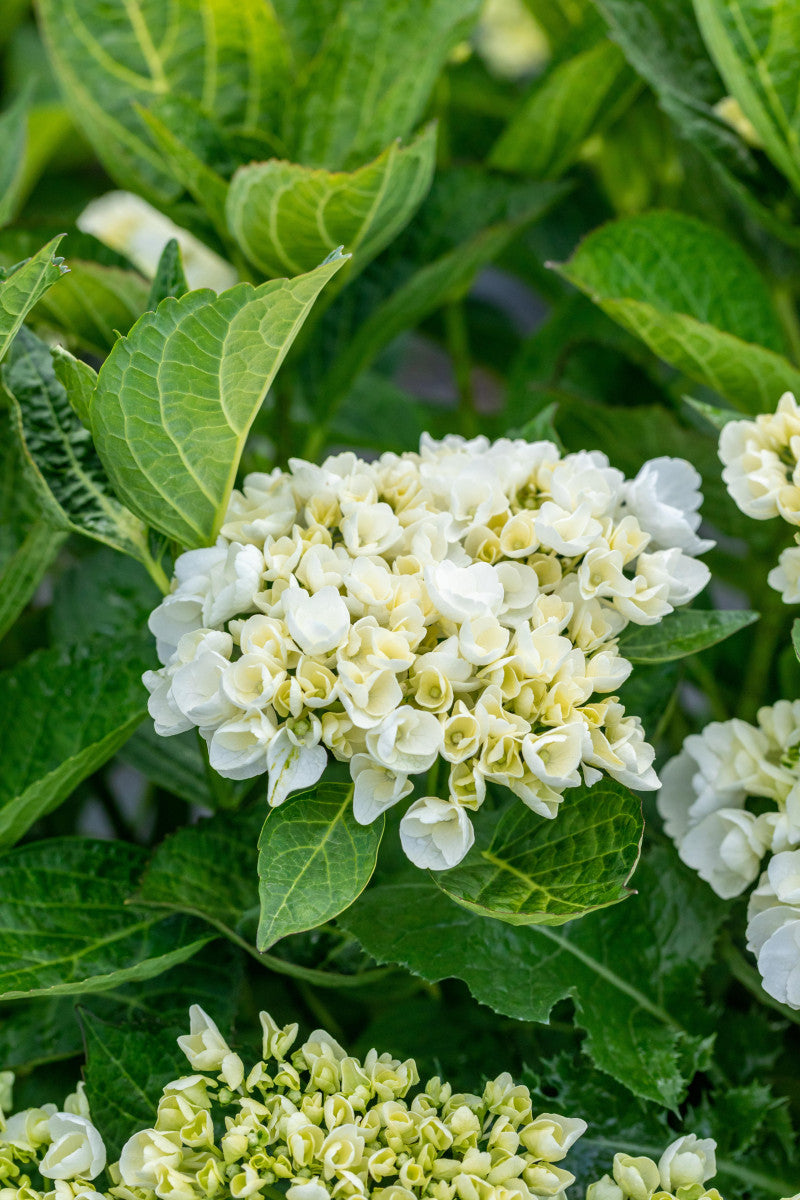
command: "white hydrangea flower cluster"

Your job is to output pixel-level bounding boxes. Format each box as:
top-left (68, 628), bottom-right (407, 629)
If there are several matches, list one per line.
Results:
top-left (0, 1077), bottom-right (106, 1200)
top-left (658, 699), bottom-right (800, 1008)
top-left (585, 1134), bottom-right (718, 1200)
top-left (718, 391), bottom-right (800, 602)
top-left (145, 434), bottom-right (712, 869)
top-left (113, 1004), bottom-right (588, 1200)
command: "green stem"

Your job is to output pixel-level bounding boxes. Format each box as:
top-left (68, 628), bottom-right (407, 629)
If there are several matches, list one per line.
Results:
top-left (141, 549), bottom-right (170, 595)
top-left (773, 282), bottom-right (800, 365)
top-left (719, 933), bottom-right (800, 1027)
top-left (739, 592), bottom-right (786, 723)
top-left (444, 300), bottom-right (478, 438)
top-left (217, 924), bottom-right (397, 990)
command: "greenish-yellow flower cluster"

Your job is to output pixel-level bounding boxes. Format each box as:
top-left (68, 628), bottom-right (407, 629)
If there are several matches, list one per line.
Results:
top-left (0, 1008), bottom-right (746, 1200)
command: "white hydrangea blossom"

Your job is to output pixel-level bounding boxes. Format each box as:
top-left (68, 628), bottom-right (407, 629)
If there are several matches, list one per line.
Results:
top-left (586, 1134), bottom-right (720, 1200)
top-left (719, 392), bottom-right (800, 603)
top-left (146, 435), bottom-right (713, 869)
top-left (0, 1080), bottom-right (106, 1199)
top-left (659, 699), bottom-right (800, 1006)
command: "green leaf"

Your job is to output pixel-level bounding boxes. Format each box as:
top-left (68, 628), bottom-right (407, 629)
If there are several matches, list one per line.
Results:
top-left (792, 618), bottom-right (800, 663)
top-left (437, 780), bottom-right (643, 926)
top-left (36, 0), bottom-right (291, 203)
top-left (292, 0), bottom-right (481, 168)
top-left (693, 0), bottom-right (800, 196)
top-left (36, 259), bottom-right (150, 356)
top-left (47, 547), bottom-right (160, 647)
top-left (0, 90), bottom-right (29, 228)
top-left (618, 608), bottom-right (760, 663)
top-left (119, 725), bottom-right (239, 810)
top-left (341, 848), bottom-right (726, 1107)
top-left (490, 40), bottom-right (639, 178)
top-left (3, 327), bottom-right (149, 560)
top-left (0, 235), bottom-right (66, 363)
top-left (257, 784), bottom-right (384, 950)
top-left (519, 0), bottom-right (595, 47)
top-left (92, 253), bottom-right (347, 548)
top-left (147, 238), bottom-right (189, 309)
top-left (0, 942), bottom-right (242, 1072)
top-left (136, 805), bottom-right (264, 937)
top-left (137, 103), bottom-right (231, 237)
top-left (557, 210), bottom-right (800, 412)
top-left (0, 520), bottom-right (65, 643)
top-left (227, 126), bottom-right (436, 279)
top-left (0, 633), bottom-right (151, 848)
top-left (52, 346), bottom-right (97, 427)
top-left (0, 839), bottom-right (211, 1001)
top-left (81, 1012), bottom-right (195, 1158)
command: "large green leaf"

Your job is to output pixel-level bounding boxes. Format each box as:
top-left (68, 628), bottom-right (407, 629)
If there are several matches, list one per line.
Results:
top-left (92, 253), bottom-right (347, 547)
top-left (0, 634), bottom-right (151, 848)
top-left (341, 849), bottom-right (725, 1107)
top-left (0, 839), bottom-right (211, 1001)
top-left (437, 780), bottom-right (643, 926)
top-left (0, 235), bottom-right (66, 362)
top-left (36, 0), bottom-right (291, 203)
top-left (292, 0), bottom-right (481, 168)
top-left (227, 125), bottom-right (436, 279)
top-left (693, 0), bottom-right (800, 196)
top-left (257, 784), bottom-right (384, 950)
top-left (81, 1013), bottom-right (198, 1158)
top-left (0, 519), bottom-right (65, 643)
top-left (491, 39), bottom-right (639, 178)
top-left (3, 328), bottom-right (149, 560)
top-left (557, 210), bottom-right (800, 412)
top-left (618, 608), bottom-right (760, 663)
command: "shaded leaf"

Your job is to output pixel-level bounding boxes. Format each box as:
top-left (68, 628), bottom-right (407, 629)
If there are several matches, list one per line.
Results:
top-left (0, 520), bottom-right (65, 644)
top-left (491, 40), bottom-right (638, 178)
top-left (693, 0), bottom-right (800, 196)
top-left (341, 848), bottom-right (726, 1107)
top-left (437, 780), bottom-right (642, 926)
top-left (147, 238), bottom-right (189, 309)
top-left (618, 608), bottom-right (760, 663)
top-left (0, 839), bottom-right (211, 1000)
top-left (227, 125), bottom-right (436, 279)
top-left (257, 784), bottom-right (384, 949)
top-left (292, 0), bottom-right (481, 168)
top-left (0, 633), bottom-right (151, 847)
top-left (92, 254), bottom-right (347, 547)
top-left (0, 89), bottom-right (29, 228)
top-left (557, 211), bottom-right (800, 412)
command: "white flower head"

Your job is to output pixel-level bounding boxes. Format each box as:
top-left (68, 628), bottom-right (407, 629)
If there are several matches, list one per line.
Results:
top-left (39, 1113), bottom-right (106, 1181)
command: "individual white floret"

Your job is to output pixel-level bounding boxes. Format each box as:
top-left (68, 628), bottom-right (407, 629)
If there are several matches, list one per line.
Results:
top-left (678, 807), bottom-right (769, 898)
top-left (399, 795), bottom-right (475, 869)
top-left (657, 1134), bottom-right (716, 1191)
top-left (624, 457), bottom-right (714, 555)
top-left (768, 542), bottom-right (800, 603)
top-left (39, 1113), bottom-right (106, 1181)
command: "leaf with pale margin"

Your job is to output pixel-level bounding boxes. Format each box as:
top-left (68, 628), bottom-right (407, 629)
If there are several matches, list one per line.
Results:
top-left (0, 839), bottom-right (212, 1000)
top-left (147, 238), bottom-right (189, 309)
top-left (92, 253), bottom-right (347, 547)
top-left (693, 0), bottom-right (800, 196)
top-left (52, 347), bottom-right (97, 427)
top-left (36, 0), bottom-right (291, 203)
top-left (227, 125), bottom-right (436, 279)
top-left (0, 234), bottom-right (66, 361)
top-left (0, 942), bottom-right (243, 1072)
top-left (292, 0), bottom-right (481, 168)
top-left (341, 848), bottom-right (726, 1107)
top-left (257, 784), bottom-right (384, 950)
top-left (683, 394), bottom-right (738, 432)
top-left (618, 608), bottom-right (760, 663)
top-left (557, 211), bottom-right (800, 412)
top-left (491, 40), bottom-right (638, 178)
top-left (437, 780), bottom-right (642, 926)
top-left (0, 633), bottom-right (152, 848)
top-left (3, 327), bottom-right (148, 559)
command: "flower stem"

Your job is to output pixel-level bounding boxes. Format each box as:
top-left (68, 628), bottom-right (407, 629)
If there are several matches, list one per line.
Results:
top-left (445, 300), bottom-right (478, 438)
